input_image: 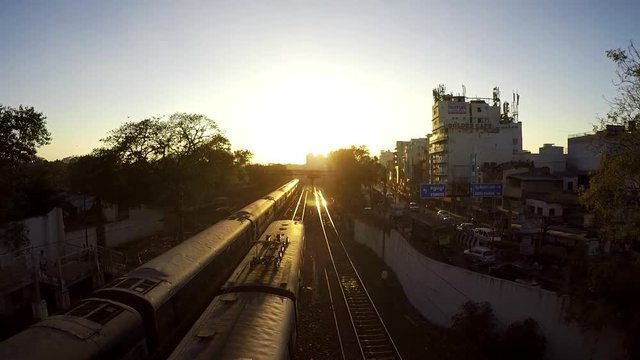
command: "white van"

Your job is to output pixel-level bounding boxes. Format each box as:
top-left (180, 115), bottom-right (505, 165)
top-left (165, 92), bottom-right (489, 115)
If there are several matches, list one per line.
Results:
top-left (463, 246), bottom-right (496, 264)
top-left (473, 227), bottom-right (501, 243)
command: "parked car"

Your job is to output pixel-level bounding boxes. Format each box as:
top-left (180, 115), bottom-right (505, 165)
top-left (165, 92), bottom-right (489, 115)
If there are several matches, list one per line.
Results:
top-left (489, 263), bottom-right (539, 287)
top-left (437, 210), bottom-right (451, 218)
top-left (437, 210), bottom-right (453, 221)
top-left (408, 202), bottom-right (420, 212)
top-left (472, 227), bottom-right (501, 243)
top-left (456, 222), bottom-right (474, 233)
top-left (463, 246), bottom-right (496, 264)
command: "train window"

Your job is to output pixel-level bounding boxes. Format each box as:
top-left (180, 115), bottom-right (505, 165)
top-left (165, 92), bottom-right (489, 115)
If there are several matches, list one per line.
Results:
top-left (105, 277), bottom-right (127, 288)
top-left (133, 280), bottom-right (159, 294)
top-left (67, 301), bottom-right (100, 317)
top-left (117, 277), bottom-right (142, 290)
top-left (86, 304), bottom-right (124, 325)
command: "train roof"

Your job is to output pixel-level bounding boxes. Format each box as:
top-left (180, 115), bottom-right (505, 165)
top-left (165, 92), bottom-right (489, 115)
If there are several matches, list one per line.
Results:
top-left (221, 220), bottom-right (304, 298)
top-left (228, 198), bottom-right (273, 220)
top-left (168, 292), bottom-right (295, 360)
top-left (98, 218), bottom-right (252, 309)
top-left (262, 179), bottom-right (299, 200)
top-left (0, 299), bottom-right (144, 360)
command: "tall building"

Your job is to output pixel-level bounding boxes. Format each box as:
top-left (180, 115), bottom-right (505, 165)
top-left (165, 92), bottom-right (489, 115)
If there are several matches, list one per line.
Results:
top-left (379, 150), bottom-right (395, 182)
top-left (429, 89), bottom-right (522, 184)
top-left (394, 138), bottom-right (427, 184)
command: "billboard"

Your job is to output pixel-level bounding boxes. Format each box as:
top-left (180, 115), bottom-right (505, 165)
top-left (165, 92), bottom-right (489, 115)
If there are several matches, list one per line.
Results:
top-left (447, 102), bottom-right (467, 114)
top-left (470, 183), bottom-right (503, 197)
top-left (420, 184), bottom-right (446, 198)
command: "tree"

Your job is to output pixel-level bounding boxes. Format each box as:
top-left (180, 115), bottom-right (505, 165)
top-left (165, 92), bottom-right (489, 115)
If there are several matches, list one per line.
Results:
top-left (96, 113), bottom-right (251, 239)
top-left (451, 301), bottom-right (498, 357)
top-left (0, 105), bottom-right (51, 164)
top-left (100, 113), bottom-right (246, 205)
top-left (0, 105), bottom-right (58, 223)
top-left (573, 41), bottom-right (640, 359)
top-left (495, 318), bottom-right (546, 360)
top-left (580, 41), bottom-right (640, 244)
top-left (327, 146), bottom-right (382, 210)
top-left (452, 302), bottom-right (547, 360)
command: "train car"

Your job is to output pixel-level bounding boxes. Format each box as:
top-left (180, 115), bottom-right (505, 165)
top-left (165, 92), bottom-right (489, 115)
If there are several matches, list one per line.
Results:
top-left (169, 220), bottom-right (305, 360)
top-left (0, 179), bottom-right (299, 360)
top-left (0, 299), bottom-right (147, 360)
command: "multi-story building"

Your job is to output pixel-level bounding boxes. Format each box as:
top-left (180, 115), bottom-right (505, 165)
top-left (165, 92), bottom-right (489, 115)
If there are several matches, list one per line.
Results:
top-left (394, 138), bottom-right (427, 184)
top-left (379, 150), bottom-right (394, 182)
top-left (429, 93), bottom-right (522, 184)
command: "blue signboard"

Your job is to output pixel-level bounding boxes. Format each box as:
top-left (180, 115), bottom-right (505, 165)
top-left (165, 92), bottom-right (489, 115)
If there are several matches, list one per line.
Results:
top-left (420, 184), bottom-right (446, 199)
top-left (470, 183), bottom-right (503, 197)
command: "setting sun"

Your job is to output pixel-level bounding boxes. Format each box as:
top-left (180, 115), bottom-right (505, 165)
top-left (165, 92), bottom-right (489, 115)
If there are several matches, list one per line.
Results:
top-left (226, 61), bottom-right (395, 163)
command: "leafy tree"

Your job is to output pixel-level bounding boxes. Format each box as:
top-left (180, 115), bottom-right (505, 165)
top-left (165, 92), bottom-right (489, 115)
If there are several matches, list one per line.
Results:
top-left (93, 113), bottom-right (251, 239)
top-left (0, 105), bottom-right (58, 224)
top-left (495, 318), bottom-right (546, 360)
top-left (573, 41), bottom-right (640, 359)
top-left (580, 41), bottom-right (640, 244)
top-left (451, 301), bottom-right (498, 357)
top-left (452, 302), bottom-right (547, 359)
top-left (327, 146), bottom-right (382, 210)
top-left (0, 105), bottom-right (51, 164)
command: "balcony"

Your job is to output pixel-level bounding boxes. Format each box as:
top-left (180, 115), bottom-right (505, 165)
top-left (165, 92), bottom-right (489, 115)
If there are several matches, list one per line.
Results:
top-left (430, 144), bottom-right (448, 154)
top-left (430, 132), bottom-right (448, 143)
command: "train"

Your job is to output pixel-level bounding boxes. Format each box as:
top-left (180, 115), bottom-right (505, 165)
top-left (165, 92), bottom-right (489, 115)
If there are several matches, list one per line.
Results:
top-left (169, 219), bottom-right (305, 360)
top-left (0, 179), bottom-right (299, 360)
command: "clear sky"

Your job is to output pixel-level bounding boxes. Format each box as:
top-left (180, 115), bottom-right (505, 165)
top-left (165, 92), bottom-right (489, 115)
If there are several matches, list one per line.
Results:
top-left (1, 1), bottom-right (638, 164)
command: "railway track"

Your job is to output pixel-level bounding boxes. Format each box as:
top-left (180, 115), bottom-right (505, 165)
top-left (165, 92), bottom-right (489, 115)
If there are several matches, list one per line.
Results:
top-left (315, 189), bottom-right (402, 360)
top-left (291, 186), bottom-right (308, 222)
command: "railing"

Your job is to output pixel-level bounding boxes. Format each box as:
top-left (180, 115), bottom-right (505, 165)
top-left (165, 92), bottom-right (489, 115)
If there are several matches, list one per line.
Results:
top-left (0, 243), bottom-right (100, 294)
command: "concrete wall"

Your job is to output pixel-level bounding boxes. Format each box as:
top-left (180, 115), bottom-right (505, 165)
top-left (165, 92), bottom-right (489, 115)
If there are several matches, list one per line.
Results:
top-left (103, 207), bottom-right (164, 248)
top-left (353, 219), bottom-right (624, 360)
top-left (23, 208), bottom-right (65, 263)
top-left (65, 207), bottom-right (164, 249)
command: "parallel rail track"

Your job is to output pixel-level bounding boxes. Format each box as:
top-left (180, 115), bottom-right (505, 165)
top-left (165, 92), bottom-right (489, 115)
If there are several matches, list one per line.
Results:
top-left (291, 187), bottom-right (308, 222)
top-left (315, 189), bottom-right (402, 360)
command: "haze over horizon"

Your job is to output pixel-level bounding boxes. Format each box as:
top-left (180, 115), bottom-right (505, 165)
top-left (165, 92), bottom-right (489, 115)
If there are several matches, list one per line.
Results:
top-left (1, 1), bottom-right (638, 164)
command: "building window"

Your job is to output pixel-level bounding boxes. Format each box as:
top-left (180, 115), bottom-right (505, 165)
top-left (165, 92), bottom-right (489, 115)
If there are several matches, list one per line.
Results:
top-left (549, 208), bottom-right (556, 217)
top-left (567, 181), bottom-right (574, 191)
top-left (512, 138), bottom-right (518, 145)
top-left (477, 118), bottom-right (482, 124)
top-left (537, 207), bottom-right (542, 215)
top-left (477, 107), bottom-right (482, 112)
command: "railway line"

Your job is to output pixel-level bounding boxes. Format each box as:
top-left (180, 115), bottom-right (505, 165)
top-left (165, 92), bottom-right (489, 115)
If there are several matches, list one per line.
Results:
top-left (314, 189), bottom-right (402, 360)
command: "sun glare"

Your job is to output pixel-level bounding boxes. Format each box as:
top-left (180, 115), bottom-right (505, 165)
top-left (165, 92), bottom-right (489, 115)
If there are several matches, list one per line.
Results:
top-left (239, 63), bottom-right (387, 163)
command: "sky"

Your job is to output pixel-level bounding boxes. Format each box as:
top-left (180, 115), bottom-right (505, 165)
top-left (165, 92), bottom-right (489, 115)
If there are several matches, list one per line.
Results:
top-left (1, 1), bottom-right (638, 164)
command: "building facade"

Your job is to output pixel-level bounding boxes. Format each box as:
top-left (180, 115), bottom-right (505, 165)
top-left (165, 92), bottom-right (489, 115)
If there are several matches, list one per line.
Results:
top-left (429, 94), bottom-right (523, 184)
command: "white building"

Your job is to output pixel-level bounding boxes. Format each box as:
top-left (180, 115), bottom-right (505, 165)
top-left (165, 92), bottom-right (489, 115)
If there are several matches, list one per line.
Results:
top-left (429, 94), bottom-right (523, 184)
top-left (515, 143), bottom-right (567, 174)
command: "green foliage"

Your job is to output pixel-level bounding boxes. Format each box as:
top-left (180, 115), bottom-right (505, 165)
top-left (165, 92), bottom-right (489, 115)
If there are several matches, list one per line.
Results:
top-left (327, 146), bottom-right (381, 210)
top-left (0, 105), bottom-right (59, 222)
top-left (566, 252), bottom-right (640, 358)
top-left (496, 318), bottom-right (546, 360)
top-left (580, 41), bottom-right (640, 243)
top-left (451, 302), bottom-right (546, 360)
top-left (451, 301), bottom-right (498, 356)
top-left (0, 105), bottom-right (51, 164)
top-left (0, 222), bottom-right (28, 252)
top-left (573, 41), bottom-right (640, 359)
top-left (84, 113), bottom-right (251, 208)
